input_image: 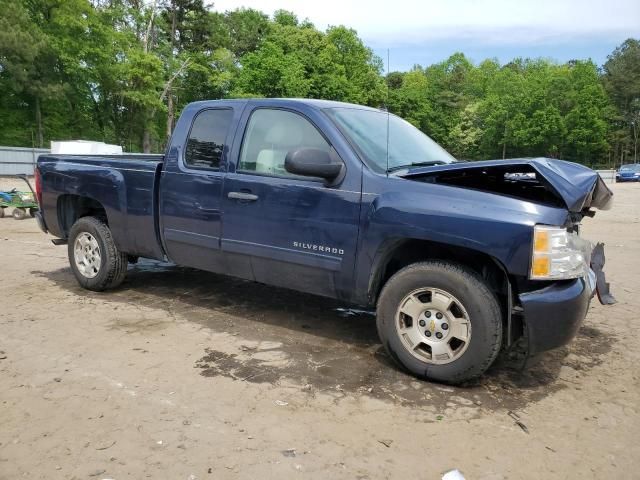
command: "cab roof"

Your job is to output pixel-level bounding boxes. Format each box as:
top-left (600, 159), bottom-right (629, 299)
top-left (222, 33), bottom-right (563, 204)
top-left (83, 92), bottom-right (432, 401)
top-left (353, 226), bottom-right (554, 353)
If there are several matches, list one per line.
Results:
top-left (187, 98), bottom-right (383, 112)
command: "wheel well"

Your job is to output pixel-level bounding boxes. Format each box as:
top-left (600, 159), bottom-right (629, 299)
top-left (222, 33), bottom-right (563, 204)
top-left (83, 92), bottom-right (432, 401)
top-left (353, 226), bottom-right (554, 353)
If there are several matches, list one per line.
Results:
top-left (372, 240), bottom-right (509, 298)
top-left (370, 239), bottom-right (519, 344)
top-left (57, 194), bottom-right (108, 237)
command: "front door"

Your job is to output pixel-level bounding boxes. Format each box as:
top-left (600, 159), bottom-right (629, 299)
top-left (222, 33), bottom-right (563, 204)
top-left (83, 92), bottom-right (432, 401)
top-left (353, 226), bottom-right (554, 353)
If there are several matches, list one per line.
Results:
top-left (220, 106), bottom-right (362, 299)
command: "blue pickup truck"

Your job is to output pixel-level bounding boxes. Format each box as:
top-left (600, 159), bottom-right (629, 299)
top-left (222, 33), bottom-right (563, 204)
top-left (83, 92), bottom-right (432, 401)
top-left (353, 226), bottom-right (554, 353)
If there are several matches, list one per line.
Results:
top-left (34, 99), bottom-right (613, 383)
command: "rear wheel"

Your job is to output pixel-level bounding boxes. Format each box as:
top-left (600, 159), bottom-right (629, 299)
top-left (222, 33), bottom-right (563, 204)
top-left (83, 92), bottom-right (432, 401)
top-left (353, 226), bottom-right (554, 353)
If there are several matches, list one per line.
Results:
top-left (29, 207), bottom-right (37, 217)
top-left (0, 207), bottom-right (5, 218)
top-left (68, 216), bottom-right (128, 291)
top-left (12, 208), bottom-right (26, 220)
top-left (376, 261), bottom-right (502, 384)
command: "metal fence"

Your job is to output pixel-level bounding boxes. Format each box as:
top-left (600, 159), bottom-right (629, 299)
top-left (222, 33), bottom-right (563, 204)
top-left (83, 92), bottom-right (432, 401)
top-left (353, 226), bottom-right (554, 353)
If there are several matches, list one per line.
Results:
top-left (0, 146), bottom-right (50, 176)
top-left (596, 170), bottom-right (616, 182)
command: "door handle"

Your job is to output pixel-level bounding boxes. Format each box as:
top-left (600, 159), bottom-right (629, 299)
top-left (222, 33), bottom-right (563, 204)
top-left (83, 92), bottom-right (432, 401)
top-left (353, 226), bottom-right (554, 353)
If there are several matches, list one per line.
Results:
top-left (228, 191), bottom-right (259, 202)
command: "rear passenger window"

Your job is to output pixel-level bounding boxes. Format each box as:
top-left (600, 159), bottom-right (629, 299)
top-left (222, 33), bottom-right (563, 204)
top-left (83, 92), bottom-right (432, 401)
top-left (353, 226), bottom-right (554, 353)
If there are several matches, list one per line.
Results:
top-left (184, 109), bottom-right (233, 169)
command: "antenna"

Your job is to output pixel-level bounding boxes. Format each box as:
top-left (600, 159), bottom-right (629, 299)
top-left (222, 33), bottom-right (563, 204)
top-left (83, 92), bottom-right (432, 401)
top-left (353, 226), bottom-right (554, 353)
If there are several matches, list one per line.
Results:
top-left (386, 48), bottom-right (390, 177)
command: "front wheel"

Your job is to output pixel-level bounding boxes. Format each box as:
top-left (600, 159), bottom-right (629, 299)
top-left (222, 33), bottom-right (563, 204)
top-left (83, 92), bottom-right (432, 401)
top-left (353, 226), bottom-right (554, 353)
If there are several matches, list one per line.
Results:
top-left (68, 216), bottom-right (128, 291)
top-left (377, 261), bottom-right (502, 384)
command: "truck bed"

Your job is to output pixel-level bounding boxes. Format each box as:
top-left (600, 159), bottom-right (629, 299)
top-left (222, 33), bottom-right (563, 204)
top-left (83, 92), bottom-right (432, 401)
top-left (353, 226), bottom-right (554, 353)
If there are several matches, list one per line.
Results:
top-left (37, 154), bottom-right (166, 261)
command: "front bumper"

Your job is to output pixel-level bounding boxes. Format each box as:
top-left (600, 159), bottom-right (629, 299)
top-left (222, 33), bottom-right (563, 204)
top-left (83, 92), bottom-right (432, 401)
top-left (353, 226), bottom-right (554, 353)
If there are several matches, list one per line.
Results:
top-left (616, 176), bottom-right (640, 182)
top-left (518, 272), bottom-right (595, 355)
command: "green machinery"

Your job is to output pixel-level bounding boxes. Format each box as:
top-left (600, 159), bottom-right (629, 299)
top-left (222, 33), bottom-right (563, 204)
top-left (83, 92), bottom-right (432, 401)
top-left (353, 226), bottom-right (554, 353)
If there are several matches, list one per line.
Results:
top-left (0, 175), bottom-right (39, 220)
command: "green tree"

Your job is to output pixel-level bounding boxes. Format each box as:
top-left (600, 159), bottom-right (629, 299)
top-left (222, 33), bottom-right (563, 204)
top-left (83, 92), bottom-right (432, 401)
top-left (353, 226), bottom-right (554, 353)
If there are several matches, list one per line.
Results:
top-left (233, 17), bottom-right (385, 105)
top-left (449, 102), bottom-right (482, 159)
top-left (423, 53), bottom-right (474, 145)
top-left (387, 68), bottom-right (432, 130)
top-left (603, 39), bottom-right (640, 164)
top-left (0, 0), bottom-right (68, 146)
top-left (223, 8), bottom-right (270, 57)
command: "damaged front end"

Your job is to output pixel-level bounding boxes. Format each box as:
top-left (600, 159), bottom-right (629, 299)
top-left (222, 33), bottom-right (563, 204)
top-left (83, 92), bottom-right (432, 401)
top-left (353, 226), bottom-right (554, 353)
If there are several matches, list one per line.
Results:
top-left (399, 158), bottom-right (615, 304)
top-left (398, 157), bottom-right (613, 215)
top-left (398, 157), bottom-right (616, 356)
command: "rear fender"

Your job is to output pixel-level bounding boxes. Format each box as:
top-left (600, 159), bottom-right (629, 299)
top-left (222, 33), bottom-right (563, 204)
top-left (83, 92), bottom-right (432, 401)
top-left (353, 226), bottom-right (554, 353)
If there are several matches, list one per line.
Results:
top-left (39, 163), bottom-right (128, 250)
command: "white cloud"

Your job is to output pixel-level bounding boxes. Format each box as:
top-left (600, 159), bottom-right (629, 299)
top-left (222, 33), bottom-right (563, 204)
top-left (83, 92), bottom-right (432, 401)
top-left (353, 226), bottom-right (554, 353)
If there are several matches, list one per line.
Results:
top-left (212, 0), bottom-right (640, 46)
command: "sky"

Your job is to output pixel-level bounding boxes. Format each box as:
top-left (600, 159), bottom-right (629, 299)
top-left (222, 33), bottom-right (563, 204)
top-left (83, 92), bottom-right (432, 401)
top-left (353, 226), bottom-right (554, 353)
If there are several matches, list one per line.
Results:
top-left (212, 0), bottom-right (640, 71)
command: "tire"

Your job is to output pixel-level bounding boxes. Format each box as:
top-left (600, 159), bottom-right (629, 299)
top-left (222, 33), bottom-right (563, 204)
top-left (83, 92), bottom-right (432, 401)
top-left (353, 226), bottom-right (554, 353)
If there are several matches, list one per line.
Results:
top-left (0, 208), bottom-right (4, 218)
top-left (12, 208), bottom-right (26, 220)
top-left (29, 207), bottom-right (37, 217)
top-left (376, 261), bottom-right (502, 384)
top-left (67, 216), bottom-right (128, 291)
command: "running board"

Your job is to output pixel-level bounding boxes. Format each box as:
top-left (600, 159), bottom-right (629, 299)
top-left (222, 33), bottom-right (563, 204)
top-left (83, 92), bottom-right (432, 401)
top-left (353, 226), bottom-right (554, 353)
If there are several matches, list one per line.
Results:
top-left (51, 238), bottom-right (68, 246)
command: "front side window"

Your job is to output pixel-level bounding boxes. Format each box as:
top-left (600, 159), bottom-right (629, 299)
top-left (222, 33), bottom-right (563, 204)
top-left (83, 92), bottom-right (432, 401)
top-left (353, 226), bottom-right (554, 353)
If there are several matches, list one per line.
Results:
top-left (184, 109), bottom-right (233, 169)
top-left (239, 109), bottom-right (331, 177)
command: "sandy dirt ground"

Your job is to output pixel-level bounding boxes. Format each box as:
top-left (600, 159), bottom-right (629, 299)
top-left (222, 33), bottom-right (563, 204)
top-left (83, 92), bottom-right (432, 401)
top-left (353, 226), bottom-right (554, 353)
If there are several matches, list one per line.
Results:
top-left (0, 177), bottom-right (639, 480)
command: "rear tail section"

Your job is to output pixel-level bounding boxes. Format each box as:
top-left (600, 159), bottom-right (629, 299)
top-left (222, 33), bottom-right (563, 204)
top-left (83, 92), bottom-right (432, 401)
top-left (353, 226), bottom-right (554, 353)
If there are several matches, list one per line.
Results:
top-left (34, 167), bottom-right (43, 207)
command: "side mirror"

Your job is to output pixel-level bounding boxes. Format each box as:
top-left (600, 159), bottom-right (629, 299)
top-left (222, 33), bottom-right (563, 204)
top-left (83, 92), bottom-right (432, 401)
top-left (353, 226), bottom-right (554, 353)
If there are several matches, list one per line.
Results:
top-left (284, 148), bottom-right (344, 183)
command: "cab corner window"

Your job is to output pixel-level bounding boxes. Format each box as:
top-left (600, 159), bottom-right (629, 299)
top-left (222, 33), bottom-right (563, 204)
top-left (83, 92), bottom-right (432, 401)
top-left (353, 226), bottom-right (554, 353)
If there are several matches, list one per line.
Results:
top-left (239, 109), bottom-right (331, 177)
top-left (184, 109), bottom-right (233, 169)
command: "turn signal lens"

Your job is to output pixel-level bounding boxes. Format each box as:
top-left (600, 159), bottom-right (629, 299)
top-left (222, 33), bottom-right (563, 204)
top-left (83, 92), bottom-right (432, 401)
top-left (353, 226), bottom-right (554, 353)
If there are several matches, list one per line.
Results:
top-left (533, 230), bottom-right (549, 253)
top-left (531, 256), bottom-right (550, 277)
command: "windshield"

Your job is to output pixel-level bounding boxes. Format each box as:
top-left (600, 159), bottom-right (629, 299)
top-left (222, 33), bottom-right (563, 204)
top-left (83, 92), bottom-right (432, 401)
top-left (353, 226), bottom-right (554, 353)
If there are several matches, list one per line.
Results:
top-left (326, 108), bottom-right (456, 173)
top-left (620, 164), bottom-right (640, 171)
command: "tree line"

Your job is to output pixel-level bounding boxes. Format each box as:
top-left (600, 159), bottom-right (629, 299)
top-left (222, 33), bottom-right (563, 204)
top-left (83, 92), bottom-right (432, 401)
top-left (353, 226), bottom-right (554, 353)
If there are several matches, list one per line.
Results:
top-left (1, 0), bottom-right (638, 167)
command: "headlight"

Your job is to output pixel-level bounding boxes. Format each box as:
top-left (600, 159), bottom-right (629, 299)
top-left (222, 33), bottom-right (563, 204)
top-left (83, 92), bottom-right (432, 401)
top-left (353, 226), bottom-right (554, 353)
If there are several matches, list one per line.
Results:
top-left (530, 225), bottom-right (592, 280)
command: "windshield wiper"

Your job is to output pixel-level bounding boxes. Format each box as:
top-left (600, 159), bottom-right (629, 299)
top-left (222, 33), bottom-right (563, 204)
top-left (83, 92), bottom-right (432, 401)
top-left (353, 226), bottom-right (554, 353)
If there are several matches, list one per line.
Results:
top-left (387, 160), bottom-right (449, 173)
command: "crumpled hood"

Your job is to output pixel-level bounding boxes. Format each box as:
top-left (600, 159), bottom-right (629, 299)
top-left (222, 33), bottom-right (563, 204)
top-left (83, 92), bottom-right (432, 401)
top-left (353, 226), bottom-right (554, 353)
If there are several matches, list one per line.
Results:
top-left (400, 157), bottom-right (613, 213)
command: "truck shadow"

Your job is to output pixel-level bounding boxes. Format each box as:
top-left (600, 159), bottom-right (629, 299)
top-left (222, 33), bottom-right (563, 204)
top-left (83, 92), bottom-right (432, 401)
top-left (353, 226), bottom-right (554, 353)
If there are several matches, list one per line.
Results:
top-left (35, 259), bottom-right (614, 415)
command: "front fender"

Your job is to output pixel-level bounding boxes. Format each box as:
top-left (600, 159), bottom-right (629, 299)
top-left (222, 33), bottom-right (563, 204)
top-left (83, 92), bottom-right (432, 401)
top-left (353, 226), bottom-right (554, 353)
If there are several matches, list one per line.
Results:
top-left (352, 178), bottom-right (569, 304)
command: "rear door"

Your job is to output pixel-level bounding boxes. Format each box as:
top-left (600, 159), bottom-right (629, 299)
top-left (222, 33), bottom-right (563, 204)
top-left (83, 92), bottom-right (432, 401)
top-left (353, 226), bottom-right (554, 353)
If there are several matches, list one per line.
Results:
top-left (220, 103), bottom-right (363, 299)
top-left (159, 104), bottom-right (242, 273)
